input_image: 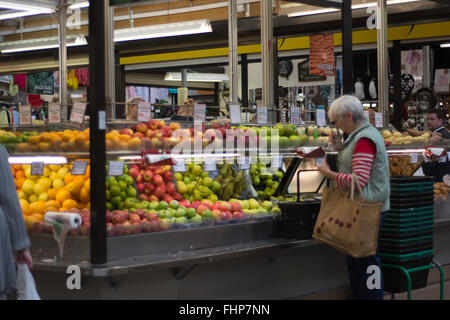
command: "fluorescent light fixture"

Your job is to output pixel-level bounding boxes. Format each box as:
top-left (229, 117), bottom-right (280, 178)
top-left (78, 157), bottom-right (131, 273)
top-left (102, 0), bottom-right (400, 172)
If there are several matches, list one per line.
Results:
top-left (441, 43), bottom-right (450, 48)
top-left (165, 72), bottom-right (229, 82)
top-left (0, 35), bottom-right (87, 53)
top-left (114, 19), bottom-right (212, 42)
top-left (8, 156), bottom-right (67, 165)
top-left (68, 1), bottom-right (89, 10)
top-left (0, 9), bottom-right (49, 20)
top-left (0, 1), bottom-right (55, 13)
top-left (288, 8), bottom-right (339, 17)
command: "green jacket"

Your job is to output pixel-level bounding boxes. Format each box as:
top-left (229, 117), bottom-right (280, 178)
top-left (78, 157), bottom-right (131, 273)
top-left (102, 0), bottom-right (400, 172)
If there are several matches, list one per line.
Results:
top-left (338, 121), bottom-right (390, 212)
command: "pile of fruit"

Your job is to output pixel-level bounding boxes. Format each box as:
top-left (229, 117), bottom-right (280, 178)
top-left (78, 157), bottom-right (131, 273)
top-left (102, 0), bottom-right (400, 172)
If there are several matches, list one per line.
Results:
top-left (12, 163), bottom-right (91, 232)
top-left (382, 130), bottom-right (429, 145)
top-left (15, 129), bottom-right (91, 153)
top-left (249, 162), bottom-right (283, 199)
top-left (175, 163), bottom-right (221, 203)
top-left (388, 154), bottom-right (423, 176)
top-left (434, 182), bottom-right (450, 201)
top-left (105, 165), bottom-right (139, 211)
top-left (214, 164), bottom-right (244, 201)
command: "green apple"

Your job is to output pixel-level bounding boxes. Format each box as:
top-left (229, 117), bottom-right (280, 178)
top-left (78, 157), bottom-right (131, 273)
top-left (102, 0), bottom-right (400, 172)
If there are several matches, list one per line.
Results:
top-left (241, 200), bottom-right (249, 210)
top-left (170, 200), bottom-right (179, 209)
top-left (202, 177), bottom-right (213, 187)
top-left (149, 201), bottom-right (159, 210)
top-left (157, 201), bottom-right (169, 210)
top-left (186, 208), bottom-right (197, 218)
top-left (190, 214), bottom-right (203, 224)
top-left (174, 217), bottom-right (188, 225)
top-left (174, 172), bottom-right (183, 181)
top-left (175, 207), bottom-right (186, 218)
top-left (262, 201), bottom-right (274, 211)
top-left (249, 198), bottom-right (259, 210)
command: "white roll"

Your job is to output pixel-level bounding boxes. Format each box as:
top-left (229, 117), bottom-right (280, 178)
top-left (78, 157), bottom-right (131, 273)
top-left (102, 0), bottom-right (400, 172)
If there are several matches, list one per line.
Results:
top-left (44, 212), bottom-right (82, 230)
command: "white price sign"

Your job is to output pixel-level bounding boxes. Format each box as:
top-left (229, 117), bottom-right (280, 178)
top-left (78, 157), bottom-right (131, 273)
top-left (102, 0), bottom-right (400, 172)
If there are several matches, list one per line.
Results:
top-left (291, 107), bottom-right (300, 125)
top-left (173, 159), bottom-right (187, 172)
top-left (19, 105), bottom-right (31, 125)
top-left (410, 153), bottom-right (418, 164)
top-left (239, 157), bottom-right (251, 170)
top-left (72, 160), bottom-right (88, 175)
top-left (364, 111), bottom-right (369, 121)
top-left (194, 104), bottom-right (206, 122)
top-left (257, 106), bottom-right (268, 124)
top-left (375, 112), bottom-right (383, 128)
top-left (108, 161), bottom-right (124, 176)
top-left (204, 158), bottom-right (217, 172)
top-left (70, 102), bottom-right (87, 124)
top-left (31, 162), bottom-right (44, 176)
top-left (316, 109), bottom-right (326, 127)
top-left (272, 156), bottom-right (283, 169)
top-left (229, 105), bottom-right (241, 124)
top-left (48, 103), bottom-right (61, 123)
top-left (138, 102), bottom-right (151, 122)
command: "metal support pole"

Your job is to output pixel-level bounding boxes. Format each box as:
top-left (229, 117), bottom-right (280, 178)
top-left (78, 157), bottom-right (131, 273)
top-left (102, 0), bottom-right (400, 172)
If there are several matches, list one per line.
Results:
top-left (393, 40), bottom-right (403, 131)
top-left (182, 69), bottom-right (187, 89)
top-left (342, 0), bottom-right (353, 95)
top-left (58, 2), bottom-right (68, 121)
top-left (423, 45), bottom-right (432, 89)
top-left (105, 3), bottom-right (115, 120)
top-left (228, 0), bottom-right (238, 106)
top-left (261, 0), bottom-right (275, 123)
top-left (89, 0), bottom-right (107, 266)
top-left (241, 54), bottom-right (248, 109)
top-left (377, 0), bottom-right (389, 128)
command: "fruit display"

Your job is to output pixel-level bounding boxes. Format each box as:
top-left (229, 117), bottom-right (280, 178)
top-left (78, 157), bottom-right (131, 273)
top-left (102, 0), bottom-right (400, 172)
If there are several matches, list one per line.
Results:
top-left (388, 154), bottom-right (423, 176)
top-left (249, 161), bottom-right (283, 199)
top-left (382, 130), bottom-right (429, 145)
top-left (434, 182), bottom-right (450, 201)
top-left (15, 129), bottom-right (91, 152)
top-left (105, 165), bottom-right (139, 211)
top-left (215, 164), bottom-right (245, 201)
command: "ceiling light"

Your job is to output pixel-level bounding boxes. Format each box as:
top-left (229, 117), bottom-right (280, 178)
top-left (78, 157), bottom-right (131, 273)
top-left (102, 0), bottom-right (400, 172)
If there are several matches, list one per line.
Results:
top-left (288, 8), bottom-right (339, 17)
top-left (8, 156), bottom-right (67, 165)
top-left (441, 43), bottom-right (450, 48)
top-left (68, 1), bottom-right (89, 10)
top-left (114, 19), bottom-right (212, 42)
top-left (165, 72), bottom-right (229, 82)
top-left (0, 1), bottom-right (55, 13)
top-left (0, 9), bottom-right (49, 20)
top-left (0, 35), bottom-right (87, 53)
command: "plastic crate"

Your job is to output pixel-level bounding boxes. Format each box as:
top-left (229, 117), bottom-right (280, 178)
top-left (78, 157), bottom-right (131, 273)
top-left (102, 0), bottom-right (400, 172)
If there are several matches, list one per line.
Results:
top-left (277, 201), bottom-right (320, 240)
top-left (384, 215), bottom-right (434, 225)
top-left (385, 210), bottom-right (434, 220)
top-left (390, 201), bottom-right (434, 209)
top-left (381, 221), bottom-right (433, 231)
top-left (379, 242), bottom-right (433, 255)
top-left (389, 206), bottom-right (434, 214)
top-left (390, 177), bottom-right (435, 184)
top-left (390, 196), bottom-right (434, 206)
top-left (379, 226), bottom-right (433, 239)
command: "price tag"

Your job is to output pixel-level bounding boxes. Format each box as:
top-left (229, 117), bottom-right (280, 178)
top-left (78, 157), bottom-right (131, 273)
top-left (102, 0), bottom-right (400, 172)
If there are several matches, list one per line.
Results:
top-left (363, 110), bottom-right (369, 121)
top-left (71, 160), bottom-right (88, 175)
top-left (272, 156), bottom-right (283, 169)
top-left (239, 157), bottom-right (251, 170)
top-left (173, 159), bottom-right (187, 172)
top-left (229, 105), bottom-right (241, 124)
top-left (19, 105), bottom-right (31, 125)
top-left (410, 153), bottom-right (418, 164)
top-left (70, 102), bottom-right (87, 124)
top-left (31, 162), bottom-right (44, 176)
top-left (138, 102), bottom-right (151, 122)
top-left (315, 157), bottom-right (325, 166)
top-left (316, 109), bottom-right (326, 127)
top-left (375, 112), bottom-right (383, 128)
top-left (194, 104), bottom-right (206, 122)
top-left (177, 87), bottom-right (188, 106)
top-left (108, 161), bottom-right (124, 176)
top-left (291, 107), bottom-right (300, 125)
top-left (257, 106), bottom-right (268, 124)
top-left (99, 110), bottom-right (106, 130)
top-left (204, 158), bottom-right (217, 172)
top-left (48, 103), bottom-right (61, 123)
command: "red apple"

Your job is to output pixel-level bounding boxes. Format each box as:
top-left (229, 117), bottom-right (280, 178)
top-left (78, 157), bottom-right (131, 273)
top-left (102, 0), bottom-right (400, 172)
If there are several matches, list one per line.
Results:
top-left (130, 222), bottom-right (142, 234)
top-left (154, 166), bottom-right (164, 176)
top-left (212, 202), bottom-right (221, 211)
top-left (150, 220), bottom-right (161, 232)
top-left (166, 182), bottom-right (176, 195)
top-left (113, 224), bottom-right (125, 236)
top-left (201, 200), bottom-right (213, 209)
top-left (143, 170), bottom-right (154, 182)
top-left (136, 182), bottom-right (145, 193)
top-left (136, 174), bottom-right (143, 183)
top-left (158, 120), bottom-right (166, 129)
top-left (106, 222), bottom-right (115, 236)
top-left (80, 222), bottom-right (91, 236)
top-left (163, 171), bottom-right (173, 182)
top-left (196, 204), bottom-right (209, 215)
top-left (174, 193), bottom-right (182, 201)
top-left (221, 211), bottom-right (232, 221)
top-left (136, 123), bottom-right (147, 134)
top-left (147, 120), bottom-right (159, 130)
top-left (148, 195), bottom-right (159, 202)
top-left (129, 213), bottom-right (141, 224)
top-left (122, 221), bottom-right (132, 235)
top-left (142, 220), bottom-right (152, 233)
top-left (112, 211), bottom-right (128, 225)
top-left (152, 175), bottom-right (164, 186)
top-left (144, 183), bottom-right (155, 195)
top-left (106, 210), bottom-right (114, 223)
top-left (129, 167), bottom-right (140, 179)
top-left (219, 202), bottom-right (232, 212)
top-left (163, 194), bottom-right (174, 203)
top-left (231, 202), bottom-right (242, 212)
top-left (154, 186), bottom-right (165, 199)
top-left (170, 122), bottom-right (181, 131)
top-left (232, 211), bottom-right (244, 220)
top-left (179, 199), bottom-right (191, 208)
top-left (146, 211), bottom-right (159, 221)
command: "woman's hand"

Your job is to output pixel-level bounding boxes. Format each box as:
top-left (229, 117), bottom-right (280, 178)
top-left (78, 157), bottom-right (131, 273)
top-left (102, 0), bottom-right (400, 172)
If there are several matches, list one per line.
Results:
top-left (328, 133), bottom-right (343, 151)
top-left (317, 161), bottom-right (335, 180)
top-left (16, 248), bottom-right (33, 270)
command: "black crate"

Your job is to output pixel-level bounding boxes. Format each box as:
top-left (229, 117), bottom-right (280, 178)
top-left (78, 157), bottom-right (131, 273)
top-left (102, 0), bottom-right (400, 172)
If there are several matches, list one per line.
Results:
top-left (390, 176), bottom-right (435, 184)
top-left (390, 201), bottom-right (434, 209)
top-left (379, 228), bottom-right (433, 240)
top-left (379, 250), bottom-right (434, 268)
top-left (379, 242), bottom-right (433, 255)
top-left (383, 268), bottom-right (429, 293)
top-left (380, 235), bottom-right (433, 247)
top-left (390, 196), bottom-right (434, 206)
top-left (278, 201), bottom-right (320, 240)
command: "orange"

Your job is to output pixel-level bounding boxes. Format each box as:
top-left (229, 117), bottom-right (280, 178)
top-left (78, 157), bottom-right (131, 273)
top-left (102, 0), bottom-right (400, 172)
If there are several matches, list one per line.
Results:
top-left (74, 176), bottom-right (86, 185)
top-left (62, 132), bottom-right (75, 142)
top-left (85, 165), bottom-right (90, 178)
top-left (62, 199), bottom-right (78, 210)
top-left (119, 134), bottom-right (132, 142)
top-left (66, 182), bottom-right (82, 197)
top-left (128, 137), bottom-right (142, 150)
top-left (64, 173), bottom-right (76, 185)
top-left (40, 132), bottom-right (52, 142)
top-left (76, 203), bottom-right (85, 209)
top-left (29, 201), bottom-right (46, 215)
top-left (38, 142), bottom-right (51, 152)
top-left (31, 213), bottom-right (43, 221)
top-left (86, 202), bottom-right (90, 209)
top-left (79, 187), bottom-right (90, 203)
top-left (19, 199), bottom-right (30, 215)
top-left (47, 188), bottom-right (59, 200)
top-left (45, 200), bottom-right (61, 210)
top-left (16, 177), bottom-right (25, 189)
top-left (44, 206), bottom-right (59, 213)
top-left (82, 141), bottom-right (90, 152)
top-left (15, 169), bottom-right (25, 179)
top-left (28, 135), bottom-right (41, 144)
top-left (56, 189), bottom-right (71, 203)
top-left (61, 142), bottom-right (69, 152)
top-left (12, 164), bottom-right (23, 170)
top-left (84, 178), bottom-right (90, 192)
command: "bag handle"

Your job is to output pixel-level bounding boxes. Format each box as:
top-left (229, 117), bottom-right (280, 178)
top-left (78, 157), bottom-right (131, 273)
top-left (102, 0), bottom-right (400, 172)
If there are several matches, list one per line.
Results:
top-left (350, 172), bottom-right (365, 201)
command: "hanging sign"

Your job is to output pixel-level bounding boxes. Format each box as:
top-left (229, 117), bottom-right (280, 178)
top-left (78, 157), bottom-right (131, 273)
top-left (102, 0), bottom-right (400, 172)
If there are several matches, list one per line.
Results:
top-left (26, 72), bottom-right (54, 95)
top-left (309, 34), bottom-right (335, 76)
top-left (72, 160), bottom-right (89, 175)
top-left (229, 105), bottom-right (241, 124)
top-left (410, 153), bottom-right (418, 164)
top-left (375, 112), bottom-right (383, 128)
top-left (291, 107), bottom-right (300, 125)
top-left (70, 102), bottom-right (86, 124)
top-left (48, 103), bottom-right (61, 123)
top-left (138, 102), bottom-right (151, 122)
top-left (194, 104), bottom-right (206, 122)
top-left (108, 161), bottom-right (124, 176)
top-left (239, 157), bottom-right (251, 170)
top-left (173, 159), bottom-right (187, 172)
top-left (257, 106), bottom-right (268, 124)
top-left (31, 162), bottom-right (44, 176)
top-left (19, 105), bottom-right (31, 125)
top-left (204, 158), bottom-right (217, 172)
top-left (316, 109), bottom-right (326, 127)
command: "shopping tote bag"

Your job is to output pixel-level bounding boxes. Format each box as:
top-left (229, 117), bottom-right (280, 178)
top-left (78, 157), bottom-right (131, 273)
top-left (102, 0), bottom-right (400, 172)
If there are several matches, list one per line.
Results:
top-left (312, 174), bottom-right (383, 258)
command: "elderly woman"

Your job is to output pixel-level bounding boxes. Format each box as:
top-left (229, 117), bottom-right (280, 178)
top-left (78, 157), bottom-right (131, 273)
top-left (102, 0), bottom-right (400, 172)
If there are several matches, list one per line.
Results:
top-left (317, 95), bottom-right (390, 300)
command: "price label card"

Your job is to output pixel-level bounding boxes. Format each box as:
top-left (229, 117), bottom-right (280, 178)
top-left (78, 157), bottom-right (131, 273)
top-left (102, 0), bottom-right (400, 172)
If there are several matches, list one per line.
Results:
top-left (257, 106), bottom-right (268, 124)
top-left (316, 109), bottom-right (326, 127)
top-left (19, 105), bottom-right (31, 125)
top-left (410, 153), bottom-right (418, 164)
top-left (375, 112), bottom-right (383, 128)
top-left (177, 87), bottom-right (188, 106)
top-left (229, 105), bottom-right (241, 124)
top-left (291, 107), bottom-right (300, 125)
top-left (272, 156), bottom-right (283, 169)
top-left (315, 157), bottom-right (325, 167)
top-left (108, 161), bottom-right (124, 176)
top-left (194, 104), bottom-right (206, 122)
top-left (70, 102), bottom-right (87, 124)
top-left (239, 157), bottom-right (251, 170)
top-left (138, 102), bottom-right (151, 122)
top-left (173, 159), bottom-right (187, 172)
top-left (31, 162), bottom-right (44, 176)
top-left (364, 110), bottom-right (369, 121)
top-left (204, 158), bottom-right (217, 172)
top-left (72, 160), bottom-right (88, 175)
top-left (48, 103), bottom-right (61, 123)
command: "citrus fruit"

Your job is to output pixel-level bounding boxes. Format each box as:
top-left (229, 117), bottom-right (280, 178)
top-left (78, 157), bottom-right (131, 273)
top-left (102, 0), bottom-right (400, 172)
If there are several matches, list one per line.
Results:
top-left (22, 179), bottom-right (35, 195)
top-left (33, 183), bottom-right (47, 195)
top-left (56, 189), bottom-right (71, 203)
top-left (38, 177), bottom-right (52, 190)
top-left (79, 187), bottom-right (90, 203)
top-left (57, 167), bottom-right (69, 179)
top-left (47, 188), bottom-right (58, 200)
top-left (52, 178), bottom-right (65, 189)
top-left (45, 200), bottom-right (61, 210)
top-left (19, 199), bottom-right (30, 215)
top-left (28, 194), bottom-right (38, 203)
top-left (17, 190), bottom-right (27, 200)
top-left (63, 199), bottom-right (78, 210)
top-left (49, 164), bottom-right (61, 171)
top-left (29, 201), bottom-right (45, 214)
top-left (38, 193), bottom-right (49, 202)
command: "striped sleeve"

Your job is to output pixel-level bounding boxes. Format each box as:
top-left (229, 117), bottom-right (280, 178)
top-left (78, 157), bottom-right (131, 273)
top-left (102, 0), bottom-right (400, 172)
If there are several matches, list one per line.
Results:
top-left (336, 138), bottom-right (377, 190)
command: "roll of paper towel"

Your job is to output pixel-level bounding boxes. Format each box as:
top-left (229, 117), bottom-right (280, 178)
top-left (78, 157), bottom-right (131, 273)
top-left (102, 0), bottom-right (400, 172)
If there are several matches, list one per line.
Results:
top-left (44, 212), bottom-right (82, 230)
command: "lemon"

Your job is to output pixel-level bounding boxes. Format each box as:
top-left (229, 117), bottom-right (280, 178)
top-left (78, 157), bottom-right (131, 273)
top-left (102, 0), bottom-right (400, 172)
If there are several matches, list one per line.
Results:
top-left (24, 167), bottom-right (31, 178)
top-left (49, 164), bottom-right (61, 171)
top-left (38, 193), bottom-right (49, 202)
top-left (17, 190), bottom-right (27, 200)
top-left (49, 171), bottom-right (58, 181)
top-left (52, 178), bottom-right (65, 189)
top-left (43, 167), bottom-right (50, 177)
top-left (28, 194), bottom-right (38, 203)
top-left (22, 179), bottom-right (35, 195)
top-left (33, 183), bottom-right (47, 195)
top-left (38, 177), bottom-right (52, 190)
top-left (57, 167), bottom-right (69, 179)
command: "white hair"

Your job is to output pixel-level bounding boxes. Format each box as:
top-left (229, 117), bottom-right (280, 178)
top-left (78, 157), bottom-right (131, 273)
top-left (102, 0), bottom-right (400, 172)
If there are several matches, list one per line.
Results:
top-left (328, 95), bottom-right (365, 123)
